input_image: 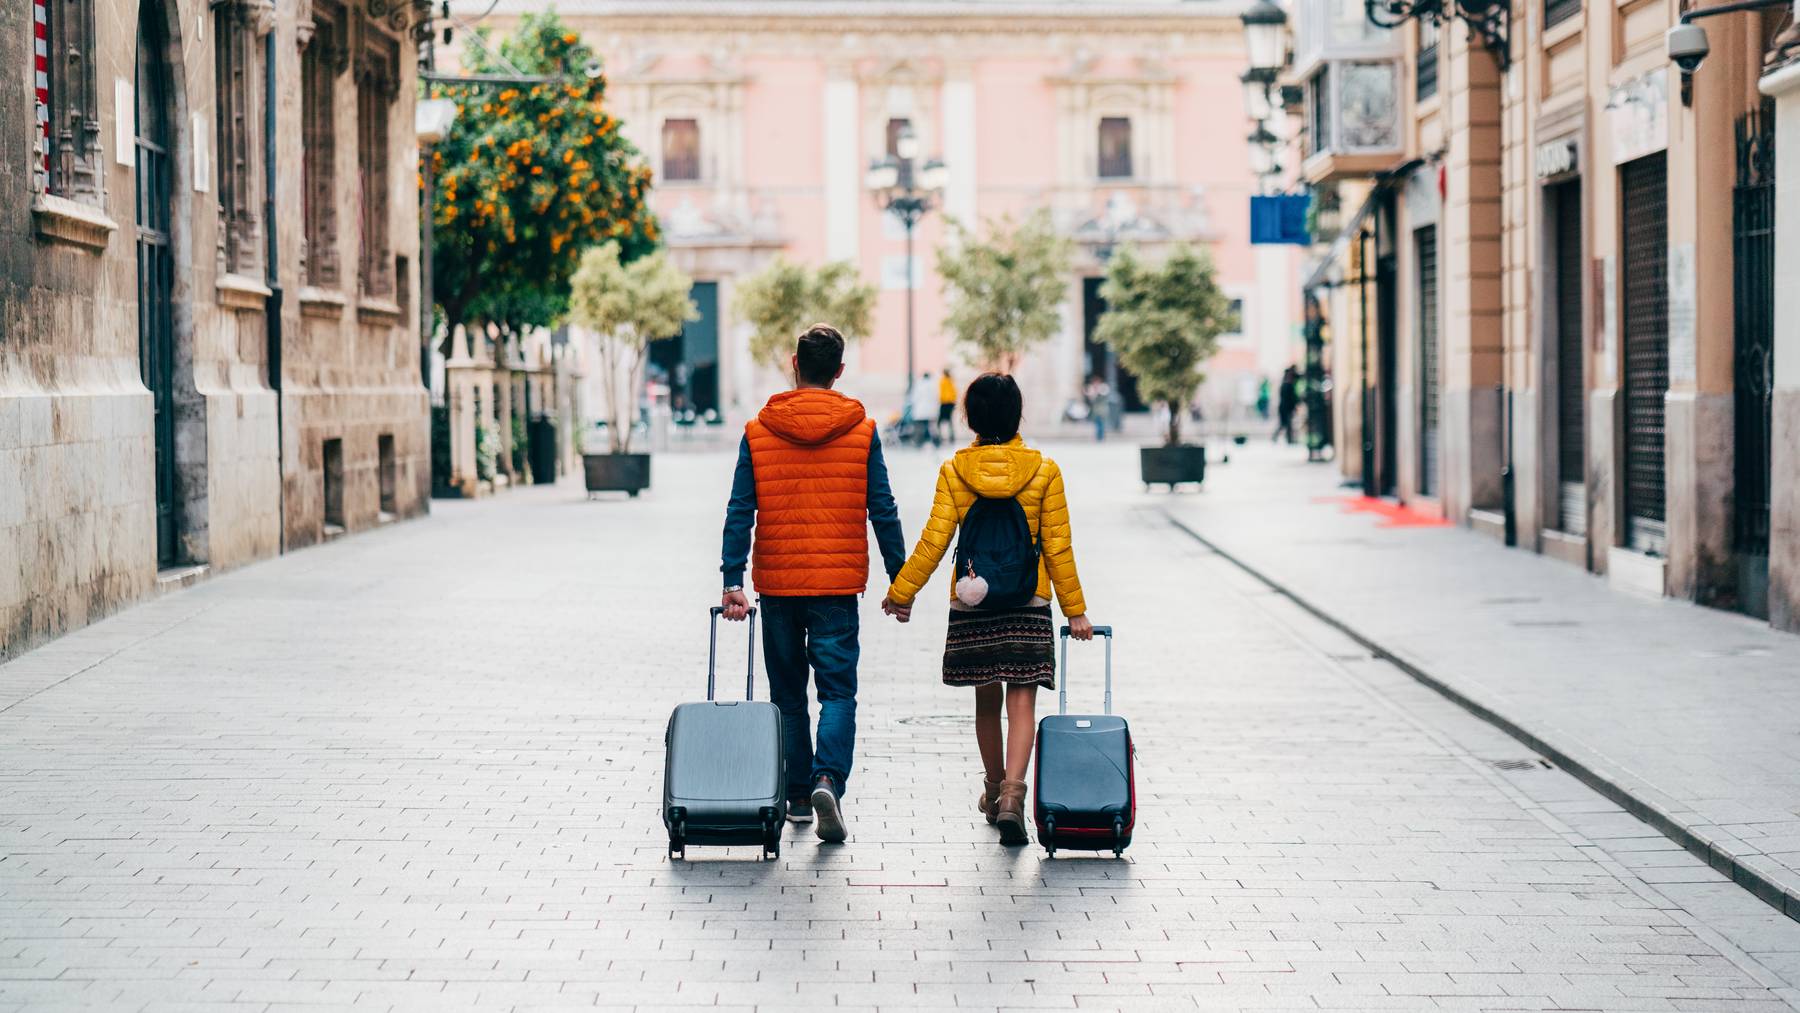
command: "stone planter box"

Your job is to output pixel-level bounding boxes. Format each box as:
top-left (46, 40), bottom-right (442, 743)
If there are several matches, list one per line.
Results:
top-left (583, 453), bottom-right (651, 498)
top-left (1140, 444), bottom-right (1206, 490)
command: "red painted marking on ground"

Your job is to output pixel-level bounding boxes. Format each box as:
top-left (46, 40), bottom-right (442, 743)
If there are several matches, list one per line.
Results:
top-left (1317, 496), bottom-right (1452, 528)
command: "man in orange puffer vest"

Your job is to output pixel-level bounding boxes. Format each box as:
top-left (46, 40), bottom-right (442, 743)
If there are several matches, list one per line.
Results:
top-left (719, 324), bottom-right (907, 843)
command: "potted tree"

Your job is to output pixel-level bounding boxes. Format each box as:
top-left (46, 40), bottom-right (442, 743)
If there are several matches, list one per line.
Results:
top-left (733, 257), bottom-right (876, 372)
top-left (1093, 244), bottom-right (1231, 490)
top-left (567, 241), bottom-right (697, 497)
top-left (936, 209), bottom-right (1073, 372)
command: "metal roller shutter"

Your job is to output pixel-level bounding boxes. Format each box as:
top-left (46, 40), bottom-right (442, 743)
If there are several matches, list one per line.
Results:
top-left (1619, 155), bottom-right (1668, 550)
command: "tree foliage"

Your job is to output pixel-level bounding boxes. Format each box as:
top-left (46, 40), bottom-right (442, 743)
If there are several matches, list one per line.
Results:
top-left (428, 12), bottom-right (658, 345)
top-left (1093, 244), bottom-right (1233, 445)
top-left (732, 258), bottom-right (877, 370)
top-left (568, 242), bottom-right (697, 454)
top-left (935, 210), bottom-right (1073, 373)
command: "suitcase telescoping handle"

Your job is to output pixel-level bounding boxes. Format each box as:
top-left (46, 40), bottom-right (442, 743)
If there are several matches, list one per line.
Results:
top-left (1057, 624), bottom-right (1115, 716)
top-left (708, 605), bottom-right (758, 702)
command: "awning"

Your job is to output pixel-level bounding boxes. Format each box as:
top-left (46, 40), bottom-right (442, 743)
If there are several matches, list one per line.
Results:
top-left (1302, 157), bottom-right (1427, 292)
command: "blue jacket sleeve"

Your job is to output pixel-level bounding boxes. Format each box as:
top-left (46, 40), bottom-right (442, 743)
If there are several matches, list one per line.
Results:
top-left (866, 429), bottom-right (907, 584)
top-left (720, 434), bottom-right (756, 588)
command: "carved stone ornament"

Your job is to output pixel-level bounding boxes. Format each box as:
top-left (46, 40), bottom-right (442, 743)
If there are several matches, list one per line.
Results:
top-left (297, 0), bottom-right (316, 47)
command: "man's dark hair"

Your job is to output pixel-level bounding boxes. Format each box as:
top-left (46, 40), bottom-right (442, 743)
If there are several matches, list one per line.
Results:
top-left (795, 324), bottom-right (846, 384)
top-left (964, 372), bottom-right (1023, 444)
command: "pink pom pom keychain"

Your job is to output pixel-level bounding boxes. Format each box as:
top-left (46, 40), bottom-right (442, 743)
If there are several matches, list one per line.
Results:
top-left (954, 559), bottom-right (989, 607)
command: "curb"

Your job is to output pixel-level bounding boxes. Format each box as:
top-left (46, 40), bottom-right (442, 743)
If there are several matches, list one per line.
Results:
top-left (1165, 509), bottom-right (1800, 926)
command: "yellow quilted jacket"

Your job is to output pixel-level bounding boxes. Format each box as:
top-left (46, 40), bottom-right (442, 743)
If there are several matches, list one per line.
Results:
top-left (886, 437), bottom-right (1086, 616)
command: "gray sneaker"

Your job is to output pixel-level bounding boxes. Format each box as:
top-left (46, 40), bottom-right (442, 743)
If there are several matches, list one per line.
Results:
top-left (785, 798), bottom-right (813, 824)
top-left (810, 776), bottom-right (846, 843)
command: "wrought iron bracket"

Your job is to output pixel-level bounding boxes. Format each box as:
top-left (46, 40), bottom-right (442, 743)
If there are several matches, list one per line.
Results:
top-left (1365, 0), bottom-right (1512, 70)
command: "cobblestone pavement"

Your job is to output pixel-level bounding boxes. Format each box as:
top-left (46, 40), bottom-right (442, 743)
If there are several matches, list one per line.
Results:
top-left (2, 440), bottom-right (1798, 1012)
top-left (1161, 442), bottom-right (1800, 923)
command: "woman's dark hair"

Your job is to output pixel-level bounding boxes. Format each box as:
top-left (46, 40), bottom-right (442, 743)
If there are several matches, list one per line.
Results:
top-left (963, 372), bottom-right (1023, 444)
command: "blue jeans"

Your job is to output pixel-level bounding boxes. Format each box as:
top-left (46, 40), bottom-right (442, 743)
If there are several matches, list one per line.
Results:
top-left (760, 595), bottom-right (859, 800)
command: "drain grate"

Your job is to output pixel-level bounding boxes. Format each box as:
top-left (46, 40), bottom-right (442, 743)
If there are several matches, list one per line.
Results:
top-left (1490, 758), bottom-right (1554, 771)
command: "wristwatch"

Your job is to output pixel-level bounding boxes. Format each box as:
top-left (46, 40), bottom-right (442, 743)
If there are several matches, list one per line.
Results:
top-left (722, 584), bottom-right (744, 594)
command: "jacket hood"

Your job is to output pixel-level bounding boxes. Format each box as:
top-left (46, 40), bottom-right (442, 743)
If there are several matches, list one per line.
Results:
top-left (756, 388), bottom-right (868, 445)
top-left (951, 437), bottom-right (1044, 497)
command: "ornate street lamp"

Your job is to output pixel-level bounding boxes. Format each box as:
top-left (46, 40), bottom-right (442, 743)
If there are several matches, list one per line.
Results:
top-left (1240, 69), bottom-right (1276, 123)
top-left (867, 123), bottom-right (946, 400)
top-left (1241, 0), bottom-right (1290, 74)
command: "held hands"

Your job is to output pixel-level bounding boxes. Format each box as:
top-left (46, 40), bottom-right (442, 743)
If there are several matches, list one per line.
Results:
top-left (880, 596), bottom-right (912, 623)
top-left (1068, 614), bottom-right (1095, 641)
top-left (721, 588), bottom-right (751, 621)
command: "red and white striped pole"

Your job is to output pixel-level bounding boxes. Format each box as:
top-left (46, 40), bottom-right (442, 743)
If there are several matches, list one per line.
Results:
top-left (32, 0), bottom-right (50, 190)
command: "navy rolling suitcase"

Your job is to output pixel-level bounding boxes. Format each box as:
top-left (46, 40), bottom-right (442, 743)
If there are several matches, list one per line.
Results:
top-left (1033, 625), bottom-right (1134, 857)
top-left (663, 607), bottom-right (785, 860)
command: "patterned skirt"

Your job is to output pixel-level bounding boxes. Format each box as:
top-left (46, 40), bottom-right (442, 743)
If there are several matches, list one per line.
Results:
top-left (942, 605), bottom-right (1056, 689)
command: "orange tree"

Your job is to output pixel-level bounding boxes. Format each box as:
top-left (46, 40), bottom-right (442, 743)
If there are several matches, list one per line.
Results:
top-left (427, 12), bottom-right (658, 352)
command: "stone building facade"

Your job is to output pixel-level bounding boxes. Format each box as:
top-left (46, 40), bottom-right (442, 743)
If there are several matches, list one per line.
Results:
top-left (456, 0), bottom-right (1295, 428)
top-left (2, 0), bottom-right (429, 659)
top-left (1297, 0), bottom-right (1796, 628)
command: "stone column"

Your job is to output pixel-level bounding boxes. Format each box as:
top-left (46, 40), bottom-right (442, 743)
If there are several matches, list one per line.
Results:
top-left (1761, 59), bottom-right (1800, 629)
top-left (1664, 31), bottom-right (1746, 604)
top-left (1439, 34), bottom-right (1506, 522)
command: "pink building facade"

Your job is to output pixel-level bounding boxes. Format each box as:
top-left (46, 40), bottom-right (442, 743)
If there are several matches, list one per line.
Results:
top-left (468, 0), bottom-right (1295, 428)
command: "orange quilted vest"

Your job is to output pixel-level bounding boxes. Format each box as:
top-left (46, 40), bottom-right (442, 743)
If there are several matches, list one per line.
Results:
top-left (745, 388), bottom-right (878, 597)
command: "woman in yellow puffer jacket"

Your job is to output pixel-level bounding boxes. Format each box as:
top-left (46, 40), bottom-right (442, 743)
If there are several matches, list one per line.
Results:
top-left (882, 373), bottom-right (1096, 845)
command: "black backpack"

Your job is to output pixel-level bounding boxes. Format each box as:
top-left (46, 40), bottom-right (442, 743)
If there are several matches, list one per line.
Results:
top-left (953, 493), bottom-right (1041, 610)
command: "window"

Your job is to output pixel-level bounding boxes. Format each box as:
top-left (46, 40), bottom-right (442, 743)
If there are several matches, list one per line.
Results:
top-left (36, 0), bottom-right (101, 200)
top-left (661, 118), bottom-right (700, 181)
top-left (1545, 0), bottom-right (1582, 28)
top-left (1225, 298), bottom-right (1245, 335)
top-left (378, 434), bottom-right (397, 517)
top-left (885, 117), bottom-right (912, 158)
top-left (322, 438), bottom-right (345, 530)
top-left (357, 33), bottom-right (399, 298)
top-left (214, 0), bottom-right (266, 276)
top-left (1098, 117), bottom-right (1133, 179)
top-left (300, 1), bottom-right (342, 287)
top-left (1416, 19), bottom-right (1439, 101)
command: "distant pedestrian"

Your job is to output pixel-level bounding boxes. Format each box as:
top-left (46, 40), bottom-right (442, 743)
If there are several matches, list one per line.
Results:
top-left (911, 371), bottom-right (941, 447)
top-left (718, 324), bottom-right (909, 843)
top-left (881, 373), bottom-right (1096, 846)
top-left (1083, 374), bottom-right (1111, 442)
top-left (1273, 366), bottom-right (1299, 444)
top-left (937, 369), bottom-right (958, 444)
top-left (1255, 377), bottom-right (1271, 420)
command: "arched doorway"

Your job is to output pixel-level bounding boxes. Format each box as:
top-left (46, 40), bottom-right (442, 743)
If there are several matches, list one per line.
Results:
top-left (136, 0), bottom-right (178, 565)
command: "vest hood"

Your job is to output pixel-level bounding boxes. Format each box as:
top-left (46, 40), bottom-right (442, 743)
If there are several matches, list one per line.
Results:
top-left (951, 437), bottom-right (1044, 498)
top-left (757, 388), bottom-right (869, 446)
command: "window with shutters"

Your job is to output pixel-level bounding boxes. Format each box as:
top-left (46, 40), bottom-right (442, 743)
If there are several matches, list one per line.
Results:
top-left (213, 0), bottom-right (269, 277)
top-left (300, 0), bottom-right (343, 288)
top-left (661, 118), bottom-right (700, 181)
top-left (357, 33), bottom-right (399, 299)
top-left (1097, 117), bottom-right (1133, 179)
top-left (35, 0), bottom-right (102, 201)
top-left (1415, 19), bottom-right (1439, 102)
top-left (1545, 0), bottom-right (1582, 29)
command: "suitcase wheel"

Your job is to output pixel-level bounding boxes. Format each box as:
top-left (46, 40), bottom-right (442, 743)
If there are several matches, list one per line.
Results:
top-left (669, 817), bottom-right (686, 861)
top-left (761, 816), bottom-right (781, 862)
